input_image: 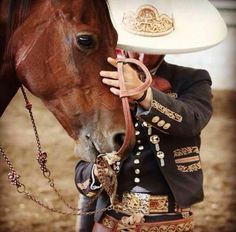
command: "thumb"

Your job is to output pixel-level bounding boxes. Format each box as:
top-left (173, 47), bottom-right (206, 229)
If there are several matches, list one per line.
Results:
top-left (107, 57), bottom-right (117, 68)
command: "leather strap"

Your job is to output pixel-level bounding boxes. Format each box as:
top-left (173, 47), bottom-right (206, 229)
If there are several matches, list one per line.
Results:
top-left (115, 58), bottom-right (152, 159)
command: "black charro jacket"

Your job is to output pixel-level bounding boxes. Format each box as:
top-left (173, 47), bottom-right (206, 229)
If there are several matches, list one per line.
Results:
top-left (75, 60), bottom-right (212, 222)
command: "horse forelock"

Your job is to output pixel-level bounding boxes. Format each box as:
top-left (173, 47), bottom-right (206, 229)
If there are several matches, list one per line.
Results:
top-left (93, 0), bottom-right (117, 47)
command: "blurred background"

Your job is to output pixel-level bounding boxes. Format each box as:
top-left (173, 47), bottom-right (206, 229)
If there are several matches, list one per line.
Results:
top-left (0, 0), bottom-right (236, 231)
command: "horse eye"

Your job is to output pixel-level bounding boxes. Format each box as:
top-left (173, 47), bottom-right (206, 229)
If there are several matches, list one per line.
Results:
top-left (76, 34), bottom-right (97, 51)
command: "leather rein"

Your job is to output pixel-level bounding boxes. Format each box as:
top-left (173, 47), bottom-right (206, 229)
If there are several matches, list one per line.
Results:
top-left (0, 58), bottom-right (152, 215)
top-left (116, 58), bottom-right (152, 157)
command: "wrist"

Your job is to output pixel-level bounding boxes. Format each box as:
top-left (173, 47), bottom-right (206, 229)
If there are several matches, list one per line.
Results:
top-left (136, 88), bottom-right (153, 109)
top-left (135, 90), bottom-right (148, 103)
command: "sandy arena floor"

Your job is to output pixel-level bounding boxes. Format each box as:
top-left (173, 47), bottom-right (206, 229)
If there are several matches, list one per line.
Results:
top-left (0, 90), bottom-right (235, 232)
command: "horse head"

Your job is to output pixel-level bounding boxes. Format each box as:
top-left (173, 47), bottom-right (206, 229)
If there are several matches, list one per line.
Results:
top-left (1, 0), bottom-right (134, 162)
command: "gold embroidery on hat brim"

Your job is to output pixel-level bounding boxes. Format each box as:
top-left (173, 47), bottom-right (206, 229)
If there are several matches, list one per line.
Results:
top-left (122, 4), bottom-right (175, 37)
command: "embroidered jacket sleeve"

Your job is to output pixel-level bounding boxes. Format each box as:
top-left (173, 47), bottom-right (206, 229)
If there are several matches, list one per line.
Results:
top-left (137, 69), bottom-right (212, 137)
top-left (75, 161), bottom-right (101, 198)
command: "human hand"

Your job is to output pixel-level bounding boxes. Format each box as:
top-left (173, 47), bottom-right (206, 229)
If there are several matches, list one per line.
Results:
top-left (100, 57), bottom-right (145, 101)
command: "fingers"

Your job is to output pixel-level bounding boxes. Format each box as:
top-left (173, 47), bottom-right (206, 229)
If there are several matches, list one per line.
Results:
top-left (110, 87), bottom-right (120, 96)
top-left (100, 72), bottom-right (120, 96)
top-left (100, 70), bottom-right (118, 79)
top-left (100, 67), bottom-right (120, 94)
top-left (100, 57), bottom-right (130, 97)
top-left (102, 77), bottom-right (119, 88)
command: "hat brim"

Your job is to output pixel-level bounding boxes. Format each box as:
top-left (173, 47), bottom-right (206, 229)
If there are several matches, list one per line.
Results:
top-left (109, 0), bottom-right (227, 54)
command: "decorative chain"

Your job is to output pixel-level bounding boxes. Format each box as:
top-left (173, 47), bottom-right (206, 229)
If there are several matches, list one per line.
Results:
top-left (0, 145), bottom-right (112, 215)
top-left (0, 134), bottom-right (112, 216)
top-left (0, 86), bottom-right (113, 216)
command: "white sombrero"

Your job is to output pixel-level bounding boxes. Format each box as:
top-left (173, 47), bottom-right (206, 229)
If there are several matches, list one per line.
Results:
top-left (108, 0), bottom-right (227, 54)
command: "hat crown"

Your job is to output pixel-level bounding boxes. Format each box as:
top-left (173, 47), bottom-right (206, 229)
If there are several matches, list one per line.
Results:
top-left (122, 4), bottom-right (174, 37)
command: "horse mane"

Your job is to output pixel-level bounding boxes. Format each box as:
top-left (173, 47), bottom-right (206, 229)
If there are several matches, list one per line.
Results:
top-left (0, 0), bottom-right (32, 117)
top-left (7, 0), bottom-right (31, 38)
top-left (0, 0), bottom-right (32, 70)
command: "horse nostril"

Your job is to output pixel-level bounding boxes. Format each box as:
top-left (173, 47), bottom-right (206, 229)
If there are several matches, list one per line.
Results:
top-left (113, 133), bottom-right (125, 148)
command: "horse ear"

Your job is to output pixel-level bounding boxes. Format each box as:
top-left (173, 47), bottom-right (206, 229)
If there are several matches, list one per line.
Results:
top-left (0, 68), bottom-right (20, 117)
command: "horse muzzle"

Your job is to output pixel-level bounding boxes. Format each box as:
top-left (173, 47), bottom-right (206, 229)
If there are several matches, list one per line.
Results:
top-left (74, 127), bottom-right (135, 163)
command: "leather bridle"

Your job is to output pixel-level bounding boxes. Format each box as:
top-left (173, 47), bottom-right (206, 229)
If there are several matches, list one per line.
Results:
top-left (116, 57), bottom-right (152, 158)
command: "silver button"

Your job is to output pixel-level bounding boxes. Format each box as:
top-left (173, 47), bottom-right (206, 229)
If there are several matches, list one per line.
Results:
top-left (163, 123), bottom-right (171, 130)
top-left (114, 165), bottom-right (120, 172)
top-left (152, 116), bottom-right (160, 123)
top-left (156, 151), bottom-right (165, 159)
top-left (142, 121), bottom-right (148, 127)
top-left (134, 177), bottom-right (140, 183)
top-left (135, 122), bottom-right (139, 128)
top-left (138, 146), bottom-right (144, 151)
top-left (148, 126), bottom-right (152, 135)
top-left (137, 140), bottom-right (141, 144)
top-left (135, 169), bottom-right (140, 174)
top-left (134, 159), bottom-right (140, 164)
top-left (136, 152), bottom-right (141, 156)
top-left (150, 135), bottom-right (160, 144)
top-left (135, 131), bottom-right (140, 136)
top-left (157, 120), bottom-right (165, 127)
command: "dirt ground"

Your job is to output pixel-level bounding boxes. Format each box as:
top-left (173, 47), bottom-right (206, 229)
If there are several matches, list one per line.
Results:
top-left (0, 90), bottom-right (235, 232)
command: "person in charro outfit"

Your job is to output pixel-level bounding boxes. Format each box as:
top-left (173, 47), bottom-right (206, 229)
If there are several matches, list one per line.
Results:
top-left (75, 0), bottom-right (227, 231)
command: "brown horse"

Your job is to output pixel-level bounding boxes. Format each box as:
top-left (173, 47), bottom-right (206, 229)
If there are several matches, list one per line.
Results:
top-left (0, 0), bottom-right (130, 163)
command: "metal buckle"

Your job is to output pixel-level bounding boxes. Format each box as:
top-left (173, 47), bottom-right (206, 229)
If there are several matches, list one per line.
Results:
top-left (114, 192), bottom-right (170, 215)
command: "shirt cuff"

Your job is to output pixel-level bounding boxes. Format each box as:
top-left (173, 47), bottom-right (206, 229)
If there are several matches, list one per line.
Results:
top-left (90, 165), bottom-right (102, 190)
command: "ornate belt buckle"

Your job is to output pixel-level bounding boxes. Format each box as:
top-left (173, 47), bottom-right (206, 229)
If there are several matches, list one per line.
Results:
top-left (149, 195), bottom-right (169, 213)
top-left (122, 192), bottom-right (150, 215)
